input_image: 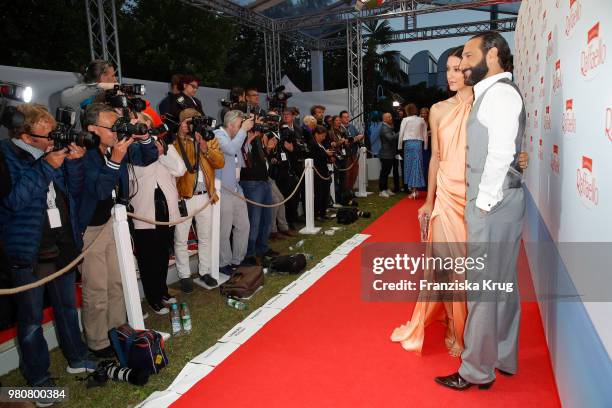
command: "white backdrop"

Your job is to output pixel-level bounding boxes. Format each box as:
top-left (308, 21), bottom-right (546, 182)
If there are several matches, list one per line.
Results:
top-left (0, 65), bottom-right (348, 132)
top-left (515, 0), bottom-right (612, 379)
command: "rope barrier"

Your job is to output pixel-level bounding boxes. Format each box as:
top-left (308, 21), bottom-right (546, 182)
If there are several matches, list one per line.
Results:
top-left (222, 168), bottom-right (306, 208)
top-left (127, 199), bottom-right (213, 226)
top-left (0, 222), bottom-right (113, 296)
top-left (313, 166), bottom-right (332, 181)
top-left (333, 150), bottom-right (361, 172)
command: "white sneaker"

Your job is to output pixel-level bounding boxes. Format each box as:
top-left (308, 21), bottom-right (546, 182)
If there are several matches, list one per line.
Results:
top-left (379, 190), bottom-right (390, 198)
top-left (387, 190), bottom-right (396, 196)
top-left (152, 304), bottom-right (170, 315)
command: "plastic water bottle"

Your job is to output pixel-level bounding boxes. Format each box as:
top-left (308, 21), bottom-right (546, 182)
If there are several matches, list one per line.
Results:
top-left (170, 303), bottom-right (182, 336)
top-left (181, 302), bottom-right (192, 334)
top-left (289, 239), bottom-right (305, 251)
top-left (227, 297), bottom-right (247, 311)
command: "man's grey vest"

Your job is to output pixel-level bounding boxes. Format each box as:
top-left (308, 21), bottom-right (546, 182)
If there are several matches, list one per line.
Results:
top-left (465, 77), bottom-right (526, 203)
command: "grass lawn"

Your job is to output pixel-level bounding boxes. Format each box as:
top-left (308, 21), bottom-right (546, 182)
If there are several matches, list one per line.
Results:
top-left (0, 182), bottom-right (406, 407)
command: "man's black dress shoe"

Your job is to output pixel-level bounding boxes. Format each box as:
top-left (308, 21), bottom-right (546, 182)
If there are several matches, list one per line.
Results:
top-left (434, 373), bottom-right (493, 391)
top-left (497, 368), bottom-right (515, 376)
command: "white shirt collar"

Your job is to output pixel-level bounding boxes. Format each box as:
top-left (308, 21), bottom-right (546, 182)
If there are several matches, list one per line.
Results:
top-left (473, 72), bottom-right (513, 102)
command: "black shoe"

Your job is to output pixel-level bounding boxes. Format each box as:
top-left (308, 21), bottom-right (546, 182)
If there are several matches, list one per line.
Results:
top-left (161, 294), bottom-right (177, 305)
top-left (434, 373), bottom-right (493, 391)
top-left (34, 378), bottom-right (57, 407)
top-left (180, 278), bottom-right (194, 294)
top-left (241, 256), bottom-right (258, 266)
top-left (89, 345), bottom-right (115, 359)
top-left (219, 265), bottom-right (234, 276)
top-left (150, 303), bottom-right (169, 315)
top-left (263, 249), bottom-right (279, 257)
top-left (199, 274), bottom-right (218, 287)
top-left (497, 368), bottom-right (515, 376)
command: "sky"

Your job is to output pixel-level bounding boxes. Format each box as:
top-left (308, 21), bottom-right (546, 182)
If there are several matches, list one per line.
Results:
top-left (386, 9), bottom-right (515, 62)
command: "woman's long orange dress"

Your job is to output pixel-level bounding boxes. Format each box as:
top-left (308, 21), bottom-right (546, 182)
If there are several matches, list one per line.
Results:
top-left (390, 97), bottom-right (471, 356)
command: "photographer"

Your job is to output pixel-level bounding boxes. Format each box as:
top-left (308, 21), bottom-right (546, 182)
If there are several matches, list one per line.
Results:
top-left (79, 103), bottom-right (158, 357)
top-left (60, 59), bottom-right (119, 130)
top-left (213, 110), bottom-right (253, 274)
top-left (245, 87), bottom-right (267, 117)
top-left (167, 75), bottom-right (204, 123)
top-left (308, 126), bottom-right (334, 220)
top-left (219, 86), bottom-right (246, 123)
top-left (129, 112), bottom-right (185, 312)
top-left (173, 109), bottom-right (224, 293)
top-left (340, 110), bottom-right (365, 192)
top-left (159, 74), bottom-right (182, 117)
top-left (330, 115), bottom-right (349, 204)
top-left (0, 103), bottom-right (96, 388)
top-left (275, 108), bottom-right (302, 231)
top-left (240, 122), bottom-right (279, 263)
top-left (310, 105), bottom-right (326, 126)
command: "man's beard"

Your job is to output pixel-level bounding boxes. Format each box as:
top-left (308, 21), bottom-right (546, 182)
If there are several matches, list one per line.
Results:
top-left (463, 57), bottom-right (489, 86)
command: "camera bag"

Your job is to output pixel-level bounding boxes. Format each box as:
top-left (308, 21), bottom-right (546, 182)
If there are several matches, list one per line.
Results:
top-left (268, 254), bottom-right (307, 274)
top-left (108, 323), bottom-right (168, 374)
top-left (337, 207), bottom-right (359, 225)
top-left (219, 265), bottom-right (264, 298)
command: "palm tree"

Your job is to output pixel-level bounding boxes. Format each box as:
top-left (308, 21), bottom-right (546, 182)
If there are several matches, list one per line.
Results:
top-left (362, 19), bottom-right (406, 113)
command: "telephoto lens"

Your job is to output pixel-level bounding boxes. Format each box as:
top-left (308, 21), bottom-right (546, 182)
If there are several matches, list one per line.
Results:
top-left (105, 362), bottom-right (150, 386)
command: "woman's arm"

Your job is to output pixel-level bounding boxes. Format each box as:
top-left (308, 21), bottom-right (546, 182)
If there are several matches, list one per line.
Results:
top-left (425, 105), bottom-right (441, 205)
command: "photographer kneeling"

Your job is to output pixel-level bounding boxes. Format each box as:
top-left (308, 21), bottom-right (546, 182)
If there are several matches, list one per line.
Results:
top-left (173, 109), bottom-right (224, 293)
top-left (0, 103), bottom-right (96, 388)
top-left (79, 103), bottom-right (158, 357)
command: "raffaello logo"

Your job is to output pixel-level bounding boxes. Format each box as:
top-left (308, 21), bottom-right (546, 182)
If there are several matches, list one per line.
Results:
top-left (529, 135), bottom-right (534, 153)
top-left (544, 106), bottom-right (552, 131)
top-left (535, 53), bottom-right (540, 74)
top-left (546, 32), bottom-right (554, 61)
top-left (581, 22), bottom-right (607, 79)
top-left (553, 60), bottom-right (563, 93)
top-left (527, 112), bottom-right (531, 128)
top-left (534, 109), bottom-right (539, 128)
top-left (539, 76), bottom-right (545, 98)
top-left (565, 0), bottom-right (581, 38)
top-left (541, 10), bottom-right (547, 36)
top-left (606, 107), bottom-right (612, 142)
top-left (551, 144), bottom-right (560, 174)
top-left (562, 99), bottom-right (576, 134)
top-left (576, 156), bottom-right (599, 207)
top-left (530, 85), bottom-right (535, 103)
top-left (538, 139), bottom-right (544, 160)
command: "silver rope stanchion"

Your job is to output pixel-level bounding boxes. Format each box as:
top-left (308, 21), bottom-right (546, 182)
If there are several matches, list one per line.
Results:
top-left (355, 146), bottom-right (372, 198)
top-left (112, 203), bottom-right (146, 331)
top-left (329, 163), bottom-right (337, 206)
top-left (299, 158), bottom-right (321, 235)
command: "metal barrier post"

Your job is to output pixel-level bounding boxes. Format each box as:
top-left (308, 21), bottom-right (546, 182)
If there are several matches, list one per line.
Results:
top-left (299, 159), bottom-right (321, 234)
top-left (355, 146), bottom-right (372, 197)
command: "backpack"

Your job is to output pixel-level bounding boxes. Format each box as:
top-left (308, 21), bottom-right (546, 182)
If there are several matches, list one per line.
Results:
top-left (108, 324), bottom-right (168, 374)
top-left (268, 254), bottom-right (307, 274)
top-left (337, 207), bottom-right (359, 225)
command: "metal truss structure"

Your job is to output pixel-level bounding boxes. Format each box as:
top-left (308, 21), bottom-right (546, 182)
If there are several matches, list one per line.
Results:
top-left (347, 20), bottom-right (365, 131)
top-left (85, 0), bottom-right (122, 80)
top-left (88, 0), bottom-right (519, 119)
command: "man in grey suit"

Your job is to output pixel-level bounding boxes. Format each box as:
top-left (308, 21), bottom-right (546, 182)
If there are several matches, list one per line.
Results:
top-left (435, 32), bottom-right (526, 390)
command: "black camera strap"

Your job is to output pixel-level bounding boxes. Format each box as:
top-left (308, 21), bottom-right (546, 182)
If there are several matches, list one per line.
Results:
top-left (176, 137), bottom-right (200, 174)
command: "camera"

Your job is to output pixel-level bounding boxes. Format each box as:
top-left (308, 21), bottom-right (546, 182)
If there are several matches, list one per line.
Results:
top-left (48, 107), bottom-right (99, 151)
top-left (86, 360), bottom-right (149, 388)
top-left (113, 83), bottom-right (146, 96)
top-left (268, 85), bottom-right (292, 111)
top-left (148, 122), bottom-right (169, 136)
top-left (112, 116), bottom-right (149, 141)
top-left (189, 115), bottom-right (216, 141)
top-left (106, 93), bottom-right (147, 114)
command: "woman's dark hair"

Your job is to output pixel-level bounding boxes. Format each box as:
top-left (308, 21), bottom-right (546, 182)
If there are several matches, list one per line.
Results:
top-left (229, 86), bottom-right (245, 103)
top-left (449, 46), bottom-right (464, 59)
top-left (178, 75), bottom-right (200, 91)
top-left (83, 59), bottom-right (112, 83)
top-left (472, 32), bottom-right (514, 72)
top-left (314, 125), bottom-right (328, 135)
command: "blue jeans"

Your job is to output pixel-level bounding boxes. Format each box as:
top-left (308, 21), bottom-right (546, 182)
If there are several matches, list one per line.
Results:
top-left (10, 266), bottom-right (89, 386)
top-left (240, 180), bottom-right (272, 257)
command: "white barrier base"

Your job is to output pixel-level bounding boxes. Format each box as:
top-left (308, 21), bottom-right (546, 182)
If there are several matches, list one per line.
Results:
top-left (299, 226), bottom-right (321, 235)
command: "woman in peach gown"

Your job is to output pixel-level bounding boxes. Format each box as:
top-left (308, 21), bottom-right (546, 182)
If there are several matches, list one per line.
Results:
top-left (390, 47), bottom-right (529, 357)
top-left (390, 46), bottom-right (472, 357)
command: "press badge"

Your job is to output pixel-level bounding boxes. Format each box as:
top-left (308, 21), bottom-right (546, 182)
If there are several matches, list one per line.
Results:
top-left (342, 148), bottom-right (346, 155)
top-left (327, 163), bottom-right (334, 171)
top-left (47, 208), bottom-right (62, 229)
top-left (280, 152), bottom-right (287, 161)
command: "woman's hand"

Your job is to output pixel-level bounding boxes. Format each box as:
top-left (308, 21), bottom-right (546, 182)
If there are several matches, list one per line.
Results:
top-left (417, 200), bottom-right (434, 221)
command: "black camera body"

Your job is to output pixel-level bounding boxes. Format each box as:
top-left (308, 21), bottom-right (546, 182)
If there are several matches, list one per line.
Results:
top-left (268, 85), bottom-right (292, 112)
top-left (105, 83), bottom-right (147, 115)
top-left (112, 116), bottom-right (149, 141)
top-left (190, 115), bottom-right (216, 141)
top-left (48, 107), bottom-right (99, 151)
top-left (114, 83), bottom-right (146, 96)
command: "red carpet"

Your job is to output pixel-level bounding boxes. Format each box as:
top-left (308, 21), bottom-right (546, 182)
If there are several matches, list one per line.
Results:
top-left (173, 197), bottom-right (561, 408)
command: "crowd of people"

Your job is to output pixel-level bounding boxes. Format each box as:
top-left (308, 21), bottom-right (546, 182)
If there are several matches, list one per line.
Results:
top-left (0, 60), bottom-right (373, 391)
